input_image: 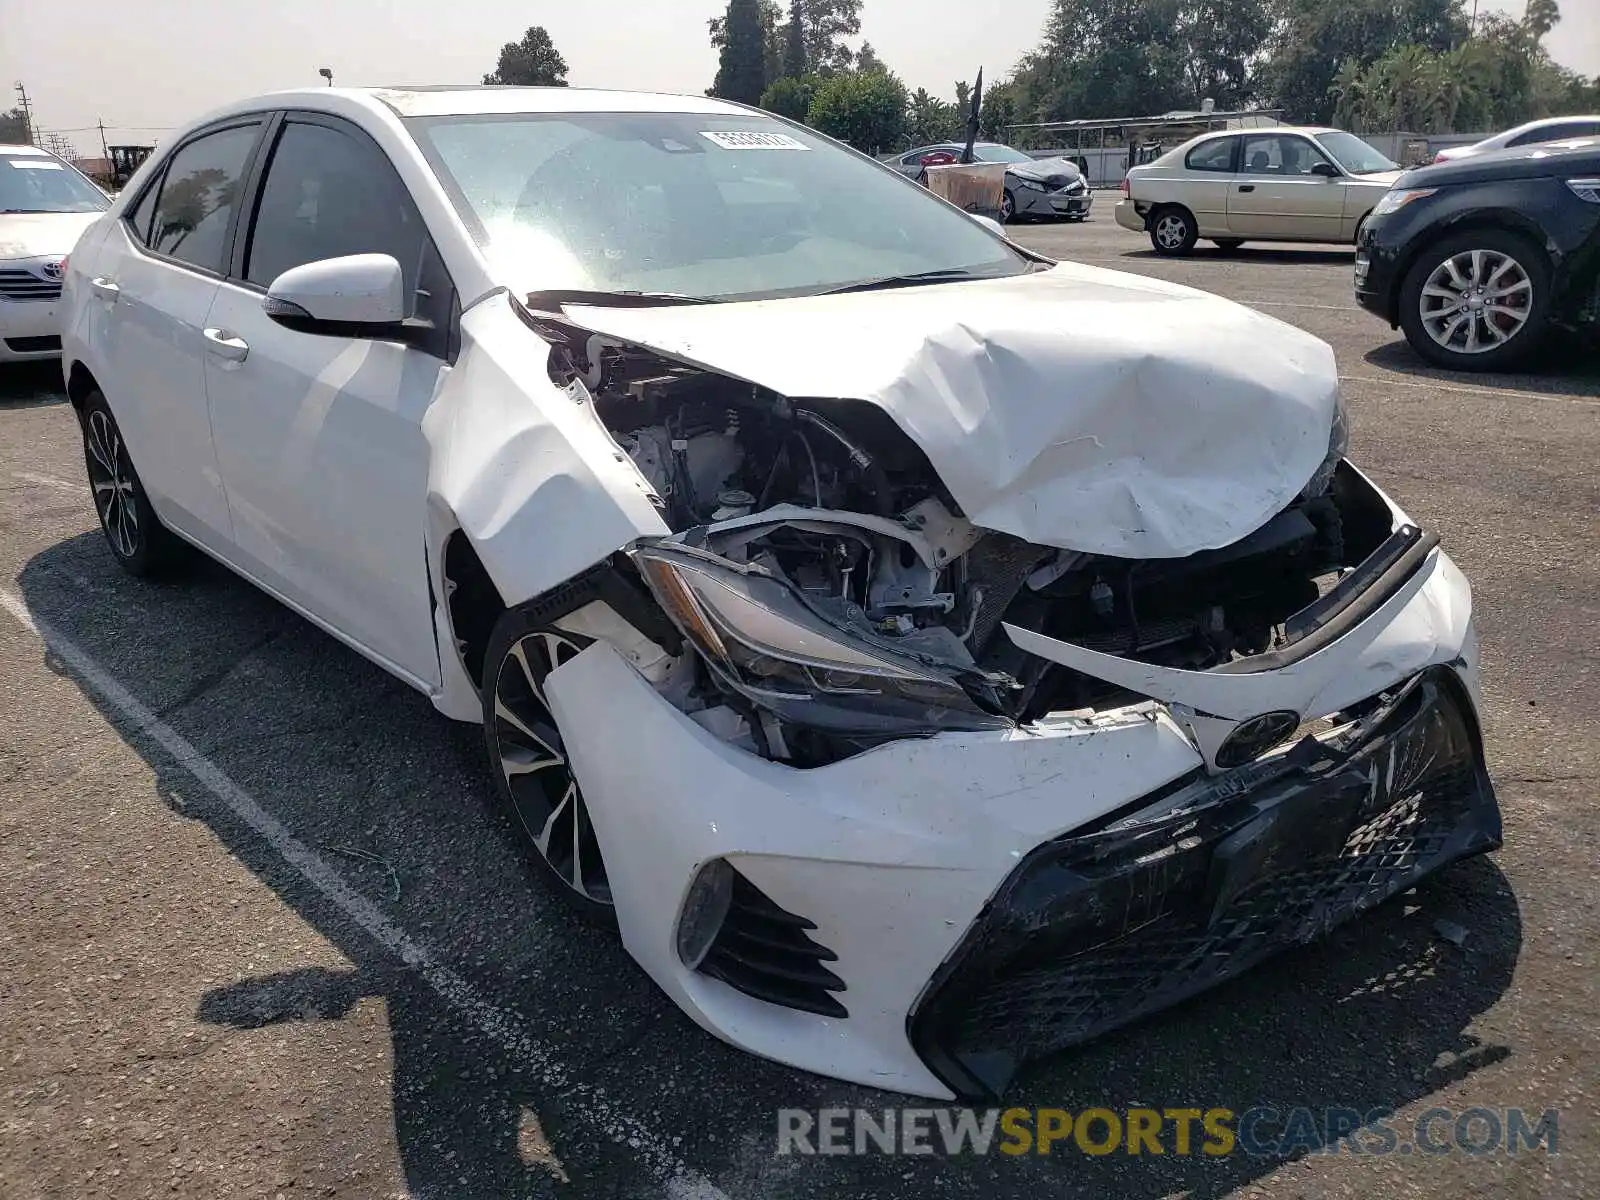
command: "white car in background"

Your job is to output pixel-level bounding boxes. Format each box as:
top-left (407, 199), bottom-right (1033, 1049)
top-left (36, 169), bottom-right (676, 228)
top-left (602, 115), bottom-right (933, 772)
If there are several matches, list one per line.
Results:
top-left (58, 86), bottom-right (1500, 1099)
top-left (1432, 115), bottom-right (1600, 163)
top-left (0, 144), bottom-right (110, 363)
top-left (1115, 126), bottom-right (1402, 255)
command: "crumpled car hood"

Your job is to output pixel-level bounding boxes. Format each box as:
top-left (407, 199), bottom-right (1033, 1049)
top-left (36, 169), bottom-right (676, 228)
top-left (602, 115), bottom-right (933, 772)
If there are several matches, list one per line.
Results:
top-left (1008, 156), bottom-right (1080, 182)
top-left (565, 262), bottom-right (1340, 559)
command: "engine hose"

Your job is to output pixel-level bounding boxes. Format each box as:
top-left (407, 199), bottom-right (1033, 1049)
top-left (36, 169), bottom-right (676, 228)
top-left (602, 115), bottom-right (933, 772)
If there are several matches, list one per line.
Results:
top-left (793, 409), bottom-right (893, 517)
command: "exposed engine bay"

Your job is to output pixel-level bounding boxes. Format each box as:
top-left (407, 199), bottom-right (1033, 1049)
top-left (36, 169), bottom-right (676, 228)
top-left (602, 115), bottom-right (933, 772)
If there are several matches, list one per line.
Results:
top-left (531, 312), bottom-right (1390, 766)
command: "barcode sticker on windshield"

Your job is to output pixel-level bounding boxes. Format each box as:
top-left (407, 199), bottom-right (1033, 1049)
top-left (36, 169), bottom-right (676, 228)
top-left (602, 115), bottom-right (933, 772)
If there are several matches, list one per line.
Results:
top-left (700, 131), bottom-right (810, 151)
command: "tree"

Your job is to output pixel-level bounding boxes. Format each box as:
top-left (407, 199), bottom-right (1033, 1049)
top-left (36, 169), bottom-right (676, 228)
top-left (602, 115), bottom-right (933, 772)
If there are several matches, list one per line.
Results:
top-left (483, 26), bottom-right (570, 86)
top-left (711, 0), bottom-right (770, 104)
top-left (807, 70), bottom-right (909, 153)
top-left (0, 107), bottom-right (30, 144)
top-left (710, 0), bottom-right (785, 85)
top-left (854, 41), bottom-right (885, 74)
top-left (782, 3), bottom-right (808, 79)
top-left (979, 81), bottom-right (1019, 141)
top-left (908, 88), bottom-right (959, 144)
top-left (761, 76), bottom-right (816, 121)
top-left (800, 0), bottom-right (862, 75)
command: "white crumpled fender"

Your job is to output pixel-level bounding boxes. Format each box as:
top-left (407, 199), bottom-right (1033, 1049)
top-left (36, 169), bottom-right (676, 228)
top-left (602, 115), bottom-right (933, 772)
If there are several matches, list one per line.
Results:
top-left (421, 293), bottom-right (670, 615)
top-left (563, 261), bottom-right (1341, 560)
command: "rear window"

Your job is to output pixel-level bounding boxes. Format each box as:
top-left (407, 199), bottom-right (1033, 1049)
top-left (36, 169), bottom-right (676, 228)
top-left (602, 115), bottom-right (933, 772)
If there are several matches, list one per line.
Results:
top-left (1185, 139), bottom-right (1235, 173)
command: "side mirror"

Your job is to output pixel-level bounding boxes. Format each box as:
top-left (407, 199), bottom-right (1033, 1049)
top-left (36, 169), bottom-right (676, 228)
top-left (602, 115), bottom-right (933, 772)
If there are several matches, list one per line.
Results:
top-left (1310, 161), bottom-right (1340, 179)
top-left (263, 253), bottom-right (407, 335)
top-left (970, 213), bottom-right (1006, 237)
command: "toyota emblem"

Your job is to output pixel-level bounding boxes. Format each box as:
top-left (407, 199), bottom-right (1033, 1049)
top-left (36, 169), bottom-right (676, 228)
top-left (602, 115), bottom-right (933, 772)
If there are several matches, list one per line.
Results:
top-left (41, 260), bottom-right (64, 281)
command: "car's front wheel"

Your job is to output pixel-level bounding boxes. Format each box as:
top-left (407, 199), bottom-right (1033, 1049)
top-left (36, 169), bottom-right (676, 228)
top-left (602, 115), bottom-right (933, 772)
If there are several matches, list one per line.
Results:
top-left (1398, 229), bottom-right (1551, 371)
top-left (79, 389), bottom-right (189, 577)
top-left (482, 611), bottom-right (616, 925)
top-left (1149, 206), bottom-right (1198, 256)
top-left (1000, 189), bottom-right (1016, 224)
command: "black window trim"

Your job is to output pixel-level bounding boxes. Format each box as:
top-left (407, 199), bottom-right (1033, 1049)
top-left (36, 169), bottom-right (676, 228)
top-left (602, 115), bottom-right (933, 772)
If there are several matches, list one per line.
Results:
top-left (227, 107), bottom-right (459, 362)
top-left (1185, 135), bottom-right (1240, 174)
top-left (119, 115), bottom-right (273, 281)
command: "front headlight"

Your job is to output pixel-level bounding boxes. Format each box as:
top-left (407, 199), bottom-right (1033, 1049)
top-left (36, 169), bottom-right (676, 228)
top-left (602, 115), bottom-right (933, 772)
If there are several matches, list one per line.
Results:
top-left (632, 544), bottom-right (1008, 736)
top-left (1371, 187), bottom-right (1437, 217)
top-left (1014, 177), bottom-right (1047, 192)
top-left (1301, 389), bottom-right (1350, 500)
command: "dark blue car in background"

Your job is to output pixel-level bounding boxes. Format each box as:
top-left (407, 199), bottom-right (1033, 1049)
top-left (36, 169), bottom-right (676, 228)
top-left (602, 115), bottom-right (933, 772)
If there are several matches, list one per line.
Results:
top-left (1355, 138), bottom-right (1600, 371)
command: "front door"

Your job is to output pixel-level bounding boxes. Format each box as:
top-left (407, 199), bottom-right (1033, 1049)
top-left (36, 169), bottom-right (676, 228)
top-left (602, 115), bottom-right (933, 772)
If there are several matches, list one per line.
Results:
top-left (83, 121), bottom-right (265, 549)
top-left (203, 114), bottom-right (453, 686)
top-left (1227, 134), bottom-right (1347, 241)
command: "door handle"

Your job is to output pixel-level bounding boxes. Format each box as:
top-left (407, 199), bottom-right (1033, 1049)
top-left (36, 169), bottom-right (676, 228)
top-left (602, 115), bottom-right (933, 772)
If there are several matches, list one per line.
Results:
top-left (203, 327), bottom-right (250, 362)
top-left (90, 276), bottom-right (120, 300)
top-left (1237, 185), bottom-right (1256, 193)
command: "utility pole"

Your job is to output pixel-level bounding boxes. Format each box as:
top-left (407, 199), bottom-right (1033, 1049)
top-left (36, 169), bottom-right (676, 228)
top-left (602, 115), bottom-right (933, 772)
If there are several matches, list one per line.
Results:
top-left (98, 119), bottom-right (110, 166)
top-left (14, 80), bottom-right (36, 144)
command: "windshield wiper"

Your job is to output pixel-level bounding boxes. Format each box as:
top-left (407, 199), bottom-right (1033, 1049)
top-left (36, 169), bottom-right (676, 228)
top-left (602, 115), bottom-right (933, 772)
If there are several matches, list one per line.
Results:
top-left (523, 288), bottom-right (714, 312)
top-left (817, 267), bottom-right (1006, 296)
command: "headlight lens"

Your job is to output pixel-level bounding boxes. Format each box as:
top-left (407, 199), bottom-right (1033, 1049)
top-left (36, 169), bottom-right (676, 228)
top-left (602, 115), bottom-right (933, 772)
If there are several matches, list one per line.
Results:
top-left (632, 545), bottom-right (1008, 735)
top-left (1015, 178), bottom-right (1047, 192)
top-left (1371, 187), bottom-right (1437, 217)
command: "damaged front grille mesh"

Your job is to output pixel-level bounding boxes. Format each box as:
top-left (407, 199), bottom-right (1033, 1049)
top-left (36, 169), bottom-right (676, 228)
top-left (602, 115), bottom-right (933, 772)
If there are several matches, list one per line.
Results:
top-left (907, 669), bottom-right (1501, 1099)
top-left (699, 868), bottom-right (848, 1019)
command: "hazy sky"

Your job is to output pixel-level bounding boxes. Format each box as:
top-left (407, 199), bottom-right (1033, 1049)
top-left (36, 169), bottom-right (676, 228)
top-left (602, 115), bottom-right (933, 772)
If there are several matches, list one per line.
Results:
top-left (3, 0), bottom-right (1595, 153)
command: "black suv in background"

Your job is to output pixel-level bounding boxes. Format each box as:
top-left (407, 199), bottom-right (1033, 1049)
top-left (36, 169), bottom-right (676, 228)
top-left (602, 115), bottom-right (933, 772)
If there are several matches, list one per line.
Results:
top-left (1355, 138), bottom-right (1600, 371)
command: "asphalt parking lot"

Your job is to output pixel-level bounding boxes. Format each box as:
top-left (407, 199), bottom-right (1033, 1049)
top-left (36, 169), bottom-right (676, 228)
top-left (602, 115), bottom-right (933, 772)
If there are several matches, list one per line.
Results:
top-left (3, 215), bottom-right (1598, 1200)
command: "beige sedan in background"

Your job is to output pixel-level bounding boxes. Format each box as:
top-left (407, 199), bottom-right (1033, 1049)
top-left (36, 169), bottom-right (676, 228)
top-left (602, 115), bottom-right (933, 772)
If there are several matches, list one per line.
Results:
top-left (1114, 127), bottom-right (1402, 256)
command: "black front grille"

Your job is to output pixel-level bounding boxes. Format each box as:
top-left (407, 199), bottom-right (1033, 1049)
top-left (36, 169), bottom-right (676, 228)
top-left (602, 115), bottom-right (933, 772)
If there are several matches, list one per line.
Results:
top-left (700, 868), bottom-right (847, 1018)
top-left (4, 335), bottom-right (60, 353)
top-left (908, 668), bottom-right (1501, 1099)
top-left (0, 269), bottom-right (62, 302)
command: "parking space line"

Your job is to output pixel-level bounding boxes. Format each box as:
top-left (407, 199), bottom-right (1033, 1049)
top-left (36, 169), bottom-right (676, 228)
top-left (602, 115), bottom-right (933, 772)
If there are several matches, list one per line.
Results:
top-left (1339, 373), bottom-right (1600, 408)
top-left (0, 585), bottom-right (729, 1200)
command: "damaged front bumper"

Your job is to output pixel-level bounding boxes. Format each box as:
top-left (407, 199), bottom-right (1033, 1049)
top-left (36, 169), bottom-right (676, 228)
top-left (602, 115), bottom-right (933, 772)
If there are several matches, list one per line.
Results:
top-left (541, 523), bottom-right (1500, 1098)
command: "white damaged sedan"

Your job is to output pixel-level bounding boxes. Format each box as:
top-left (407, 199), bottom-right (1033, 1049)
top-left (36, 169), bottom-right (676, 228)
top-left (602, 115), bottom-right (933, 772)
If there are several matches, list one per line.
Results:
top-left (60, 87), bottom-right (1501, 1099)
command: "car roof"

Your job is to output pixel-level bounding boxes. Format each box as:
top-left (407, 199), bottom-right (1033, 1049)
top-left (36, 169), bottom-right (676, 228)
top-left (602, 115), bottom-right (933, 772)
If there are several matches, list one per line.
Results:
top-left (195, 85), bottom-right (755, 123)
top-left (0, 144), bottom-right (55, 156)
top-left (1496, 114), bottom-right (1600, 135)
top-left (1192, 126), bottom-right (1340, 141)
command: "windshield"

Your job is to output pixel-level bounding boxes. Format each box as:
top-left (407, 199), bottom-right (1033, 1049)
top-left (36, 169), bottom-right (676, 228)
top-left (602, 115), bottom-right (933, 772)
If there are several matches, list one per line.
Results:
top-left (0, 153), bottom-right (109, 213)
top-left (408, 112), bottom-right (1028, 302)
top-left (973, 144), bottom-right (1035, 165)
top-left (1316, 132), bottom-right (1398, 175)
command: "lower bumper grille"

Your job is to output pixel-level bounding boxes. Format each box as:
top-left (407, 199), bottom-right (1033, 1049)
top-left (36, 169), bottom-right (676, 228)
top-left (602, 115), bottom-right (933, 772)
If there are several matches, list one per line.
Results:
top-left (4, 335), bottom-right (61, 353)
top-left (0, 271), bottom-right (62, 302)
top-left (908, 667), bottom-right (1501, 1098)
top-left (700, 868), bottom-right (847, 1019)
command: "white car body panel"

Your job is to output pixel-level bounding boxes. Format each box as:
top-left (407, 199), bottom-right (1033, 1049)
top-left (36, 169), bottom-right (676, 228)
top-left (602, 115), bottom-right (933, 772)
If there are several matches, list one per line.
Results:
top-left (563, 263), bottom-right (1339, 561)
top-left (1434, 115), bottom-right (1600, 162)
top-left (0, 210), bottom-right (100, 362)
top-left (54, 87), bottom-right (1497, 1099)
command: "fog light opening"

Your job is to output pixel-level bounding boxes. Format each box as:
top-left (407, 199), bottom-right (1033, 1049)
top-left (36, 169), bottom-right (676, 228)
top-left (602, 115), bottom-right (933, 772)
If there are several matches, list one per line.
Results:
top-left (676, 858), bottom-right (735, 970)
top-left (1216, 710), bottom-right (1303, 769)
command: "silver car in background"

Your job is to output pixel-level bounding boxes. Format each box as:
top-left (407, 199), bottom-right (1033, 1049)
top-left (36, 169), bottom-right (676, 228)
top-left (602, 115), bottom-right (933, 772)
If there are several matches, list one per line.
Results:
top-left (888, 142), bottom-right (1093, 224)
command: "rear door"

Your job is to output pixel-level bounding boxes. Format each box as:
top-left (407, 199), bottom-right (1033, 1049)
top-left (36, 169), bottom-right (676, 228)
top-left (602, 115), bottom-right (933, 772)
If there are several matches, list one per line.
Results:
top-left (1227, 134), bottom-right (1346, 241)
top-left (202, 112), bottom-right (454, 685)
top-left (1171, 136), bottom-right (1237, 235)
top-left (81, 119), bottom-right (266, 549)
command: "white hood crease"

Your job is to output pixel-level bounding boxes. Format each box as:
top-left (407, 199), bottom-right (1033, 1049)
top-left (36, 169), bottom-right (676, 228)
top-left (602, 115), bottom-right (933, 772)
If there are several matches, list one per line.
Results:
top-left (564, 262), bottom-right (1342, 560)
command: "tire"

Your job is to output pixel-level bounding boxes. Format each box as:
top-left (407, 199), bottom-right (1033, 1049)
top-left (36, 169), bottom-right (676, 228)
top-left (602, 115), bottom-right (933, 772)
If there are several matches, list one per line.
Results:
top-left (1149, 206), bottom-right (1198, 256)
top-left (1000, 189), bottom-right (1016, 224)
top-left (481, 608), bottom-right (616, 927)
top-left (79, 389), bottom-right (190, 577)
top-left (1212, 238), bottom-right (1245, 252)
top-left (1397, 229), bottom-right (1551, 372)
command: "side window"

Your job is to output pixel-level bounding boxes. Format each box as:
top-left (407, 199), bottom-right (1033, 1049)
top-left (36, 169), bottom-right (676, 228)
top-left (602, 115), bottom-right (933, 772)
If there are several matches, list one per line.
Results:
top-left (1240, 135), bottom-right (1333, 176)
top-left (125, 172), bottom-right (163, 246)
top-left (147, 125), bottom-right (261, 272)
top-left (245, 120), bottom-right (428, 303)
top-left (1185, 139), bottom-right (1236, 173)
top-left (1509, 121), bottom-right (1600, 147)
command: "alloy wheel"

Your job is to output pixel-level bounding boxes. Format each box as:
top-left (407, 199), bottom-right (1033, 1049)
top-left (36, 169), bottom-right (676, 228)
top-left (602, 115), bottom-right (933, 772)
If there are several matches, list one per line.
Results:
top-left (85, 408), bottom-right (140, 559)
top-left (1000, 191), bottom-right (1015, 223)
top-left (1154, 213), bottom-right (1189, 250)
top-left (1418, 248), bottom-right (1534, 355)
top-left (491, 630), bottom-right (611, 906)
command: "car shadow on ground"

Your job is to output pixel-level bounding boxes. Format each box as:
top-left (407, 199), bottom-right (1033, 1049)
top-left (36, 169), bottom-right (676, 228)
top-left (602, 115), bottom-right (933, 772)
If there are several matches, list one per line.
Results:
top-left (17, 531), bottom-right (1524, 1199)
top-left (1120, 245), bottom-right (1357, 266)
top-left (0, 362), bottom-right (70, 409)
top-left (1363, 337), bottom-right (1600, 396)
